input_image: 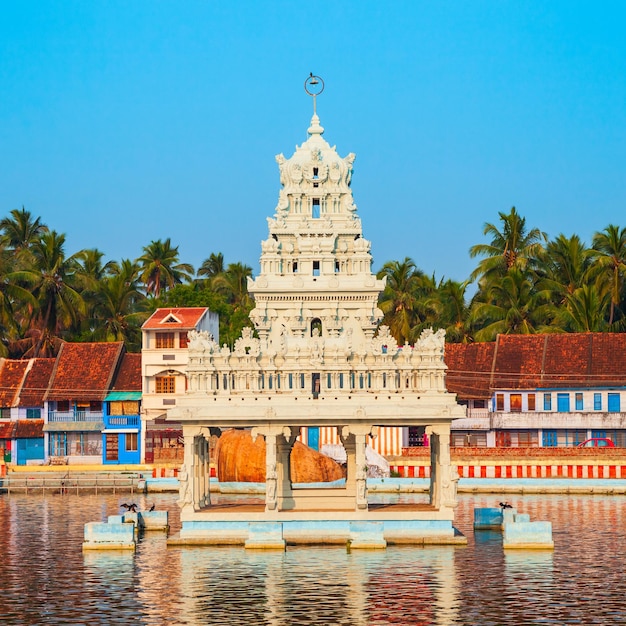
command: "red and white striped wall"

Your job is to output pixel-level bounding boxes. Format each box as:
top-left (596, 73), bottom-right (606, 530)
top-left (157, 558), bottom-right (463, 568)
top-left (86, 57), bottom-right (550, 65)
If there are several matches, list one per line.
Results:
top-left (386, 463), bottom-right (626, 479)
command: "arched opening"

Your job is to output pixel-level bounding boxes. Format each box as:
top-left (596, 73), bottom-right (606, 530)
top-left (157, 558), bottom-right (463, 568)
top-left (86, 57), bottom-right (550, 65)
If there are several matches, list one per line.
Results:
top-left (310, 318), bottom-right (322, 336)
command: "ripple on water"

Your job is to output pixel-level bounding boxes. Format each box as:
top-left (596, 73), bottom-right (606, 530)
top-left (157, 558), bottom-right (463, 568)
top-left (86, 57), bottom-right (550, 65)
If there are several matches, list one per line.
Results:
top-left (2, 492), bottom-right (626, 624)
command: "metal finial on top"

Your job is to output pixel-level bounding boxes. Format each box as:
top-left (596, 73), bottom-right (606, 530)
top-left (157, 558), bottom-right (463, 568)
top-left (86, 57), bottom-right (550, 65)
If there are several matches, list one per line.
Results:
top-left (304, 73), bottom-right (325, 115)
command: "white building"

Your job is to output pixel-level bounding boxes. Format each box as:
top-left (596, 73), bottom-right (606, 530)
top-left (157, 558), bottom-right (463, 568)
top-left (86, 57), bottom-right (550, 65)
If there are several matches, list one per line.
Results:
top-left (141, 307), bottom-right (218, 463)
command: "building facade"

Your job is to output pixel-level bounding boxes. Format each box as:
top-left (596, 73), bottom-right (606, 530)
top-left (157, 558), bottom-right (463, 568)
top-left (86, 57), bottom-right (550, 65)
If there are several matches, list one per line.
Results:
top-left (141, 307), bottom-right (218, 463)
top-left (445, 333), bottom-right (626, 448)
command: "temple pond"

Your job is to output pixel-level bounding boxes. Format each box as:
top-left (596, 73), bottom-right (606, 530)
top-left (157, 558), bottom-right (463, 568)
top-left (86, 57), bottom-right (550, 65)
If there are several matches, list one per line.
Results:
top-left (1, 492), bottom-right (625, 625)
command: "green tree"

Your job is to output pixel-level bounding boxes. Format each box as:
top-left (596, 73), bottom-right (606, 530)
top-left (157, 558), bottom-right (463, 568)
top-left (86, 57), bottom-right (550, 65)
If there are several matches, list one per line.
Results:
top-left (89, 260), bottom-right (146, 349)
top-left (590, 225), bottom-right (626, 326)
top-left (556, 284), bottom-right (610, 333)
top-left (137, 238), bottom-right (194, 298)
top-left (198, 252), bottom-right (225, 284)
top-left (469, 270), bottom-right (551, 341)
top-left (211, 262), bottom-right (254, 312)
top-left (469, 207), bottom-right (547, 284)
top-left (12, 231), bottom-right (86, 356)
top-left (0, 207), bottom-right (48, 254)
top-left (376, 258), bottom-right (436, 345)
top-left (433, 279), bottom-right (473, 343)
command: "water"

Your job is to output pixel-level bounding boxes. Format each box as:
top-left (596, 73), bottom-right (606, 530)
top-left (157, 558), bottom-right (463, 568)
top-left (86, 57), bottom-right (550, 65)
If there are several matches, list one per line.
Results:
top-left (1, 492), bottom-right (625, 625)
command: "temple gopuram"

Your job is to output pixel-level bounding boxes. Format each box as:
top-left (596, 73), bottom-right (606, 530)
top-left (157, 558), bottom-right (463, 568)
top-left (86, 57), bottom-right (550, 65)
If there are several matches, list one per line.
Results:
top-left (169, 76), bottom-right (466, 549)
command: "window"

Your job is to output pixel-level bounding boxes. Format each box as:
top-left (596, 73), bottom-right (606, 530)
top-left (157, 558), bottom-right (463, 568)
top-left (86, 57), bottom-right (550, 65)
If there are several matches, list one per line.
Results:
top-left (542, 430), bottom-right (557, 447)
top-left (26, 408), bottom-right (41, 419)
top-left (510, 394), bottom-right (522, 412)
top-left (495, 394), bottom-right (504, 411)
top-left (557, 393), bottom-right (570, 412)
top-left (575, 393), bottom-right (583, 411)
top-left (527, 394), bottom-right (536, 411)
top-left (179, 332), bottom-right (189, 348)
top-left (335, 260), bottom-right (340, 273)
top-left (0, 407), bottom-right (10, 419)
top-left (156, 332), bottom-right (175, 348)
top-left (543, 393), bottom-right (552, 411)
top-left (49, 433), bottom-right (67, 456)
top-left (313, 260), bottom-right (320, 276)
top-left (608, 393), bottom-right (621, 413)
top-left (293, 261), bottom-right (298, 273)
top-left (156, 376), bottom-right (176, 394)
top-left (594, 393), bottom-right (602, 411)
top-left (312, 198), bottom-right (320, 218)
top-left (125, 433), bottom-right (138, 452)
top-left (495, 431), bottom-right (511, 447)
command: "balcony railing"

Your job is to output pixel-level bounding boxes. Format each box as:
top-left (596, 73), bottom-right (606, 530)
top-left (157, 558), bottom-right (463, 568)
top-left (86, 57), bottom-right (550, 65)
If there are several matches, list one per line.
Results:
top-left (47, 410), bottom-right (104, 423)
top-left (103, 415), bottom-right (140, 428)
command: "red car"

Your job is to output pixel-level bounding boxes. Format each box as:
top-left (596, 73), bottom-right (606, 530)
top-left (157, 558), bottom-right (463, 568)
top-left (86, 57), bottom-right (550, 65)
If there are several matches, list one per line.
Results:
top-left (577, 438), bottom-right (616, 448)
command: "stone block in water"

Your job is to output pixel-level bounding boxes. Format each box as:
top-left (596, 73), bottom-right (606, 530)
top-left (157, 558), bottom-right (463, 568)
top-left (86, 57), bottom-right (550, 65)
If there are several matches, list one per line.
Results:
top-left (244, 522), bottom-right (285, 550)
top-left (138, 510), bottom-right (169, 531)
top-left (83, 522), bottom-right (135, 551)
top-left (473, 507), bottom-right (503, 529)
top-left (503, 521), bottom-right (554, 550)
top-left (348, 521), bottom-right (386, 550)
top-left (514, 513), bottom-right (530, 523)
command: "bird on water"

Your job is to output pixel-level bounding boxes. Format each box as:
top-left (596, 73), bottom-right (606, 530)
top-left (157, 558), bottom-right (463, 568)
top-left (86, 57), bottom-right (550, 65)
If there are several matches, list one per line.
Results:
top-left (499, 502), bottom-right (513, 509)
top-left (120, 503), bottom-right (138, 512)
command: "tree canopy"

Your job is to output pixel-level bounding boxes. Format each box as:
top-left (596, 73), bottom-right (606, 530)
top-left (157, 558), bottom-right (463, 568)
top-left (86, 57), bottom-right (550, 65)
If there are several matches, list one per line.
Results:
top-left (1, 205), bottom-right (625, 356)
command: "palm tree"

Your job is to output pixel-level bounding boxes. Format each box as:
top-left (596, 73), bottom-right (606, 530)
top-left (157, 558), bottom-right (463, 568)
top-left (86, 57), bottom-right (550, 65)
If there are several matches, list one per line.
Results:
top-left (469, 269), bottom-right (550, 341)
top-left (0, 244), bottom-right (37, 355)
top-left (137, 238), bottom-right (194, 298)
top-left (0, 207), bottom-right (48, 253)
top-left (556, 284), bottom-right (610, 333)
top-left (91, 259), bottom-right (146, 349)
top-left (212, 262), bottom-right (254, 312)
top-left (590, 225), bottom-right (626, 325)
top-left (13, 230), bottom-right (86, 356)
top-left (537, 234), bottom-right (593, 302)
top-left (469, 207), bottom-right (547, 284)
top-left (434, 279), bottom-right (473, 343)
top-left (198, 252), bottom-right (225, 281)
top-left (376, 258), bottom-right (429, 345)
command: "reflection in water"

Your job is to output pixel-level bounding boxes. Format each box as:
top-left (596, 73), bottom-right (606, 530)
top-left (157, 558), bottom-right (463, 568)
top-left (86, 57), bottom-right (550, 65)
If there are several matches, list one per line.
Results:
top-left (1, 492), bottom-right (626, 624)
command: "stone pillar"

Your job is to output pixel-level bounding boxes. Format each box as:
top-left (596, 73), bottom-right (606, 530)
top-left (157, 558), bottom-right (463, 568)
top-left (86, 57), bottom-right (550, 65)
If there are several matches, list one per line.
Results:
top-left (251, 425), bottom-right (294, 512)
top-left (178, 431), bottom-right (196, 515)
top-left (342, 423), bottom-right (377, 511)
top-left (426, 423), bottom-right (458, 510)
top-left (200, 431), bottom-right (211, 508)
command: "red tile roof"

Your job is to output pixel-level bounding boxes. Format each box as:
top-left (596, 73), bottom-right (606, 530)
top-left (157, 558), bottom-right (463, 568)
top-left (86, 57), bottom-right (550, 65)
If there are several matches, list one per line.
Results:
top-left (445, 333), bottom-right (626, 397)
top-left (45, 342), bottom-right (125, 402)
top-left (0, 420), bottom-right (44, 439)
top-left (14, 420), bottom-right (44, 438)
top-left (0, 422), bottom-right (14, 438)
top-left (492, 334), bottom-right (546, 389)
top-left (111, 353), bottom-right (142, 391)
top-left (445, 342), bottom-right (495, 399)
top-left (0, 360), bottom-right (29, 407)
top-left (19, 358), bottom-right (55, 407)
top-left (142, 307), bottom-right (209, 330)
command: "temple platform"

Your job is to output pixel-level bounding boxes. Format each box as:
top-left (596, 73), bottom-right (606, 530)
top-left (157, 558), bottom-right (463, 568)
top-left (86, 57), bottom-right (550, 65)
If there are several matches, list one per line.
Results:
top-left (167, 501), bottom-right (466, 549)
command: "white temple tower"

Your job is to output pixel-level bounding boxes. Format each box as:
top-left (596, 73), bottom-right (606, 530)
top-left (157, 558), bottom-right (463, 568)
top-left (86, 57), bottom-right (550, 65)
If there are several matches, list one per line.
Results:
top-left (169, 77), bottom-right (466, 549)
top-left (249, 107), bottom-right (384, 351)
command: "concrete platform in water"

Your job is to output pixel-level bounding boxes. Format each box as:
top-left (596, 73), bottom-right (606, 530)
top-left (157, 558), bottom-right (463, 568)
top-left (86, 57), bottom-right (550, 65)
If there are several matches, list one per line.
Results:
top-left (167, 501), bottom-right (467, 549)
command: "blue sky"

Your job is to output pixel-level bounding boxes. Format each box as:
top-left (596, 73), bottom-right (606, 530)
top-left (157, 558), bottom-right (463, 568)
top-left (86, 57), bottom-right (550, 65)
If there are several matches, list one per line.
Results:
top-left (1, 2), bottom-right (625, 284)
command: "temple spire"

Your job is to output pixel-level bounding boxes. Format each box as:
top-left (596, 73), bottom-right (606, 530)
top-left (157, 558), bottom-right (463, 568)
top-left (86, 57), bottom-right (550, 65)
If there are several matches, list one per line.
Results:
top-left (304, 73), bottom-right (325, 135)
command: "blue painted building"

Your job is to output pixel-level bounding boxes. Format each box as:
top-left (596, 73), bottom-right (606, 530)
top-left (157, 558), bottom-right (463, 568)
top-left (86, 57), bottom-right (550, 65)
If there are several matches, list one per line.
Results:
top-left (102, 354), bottom-right (142, 465)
